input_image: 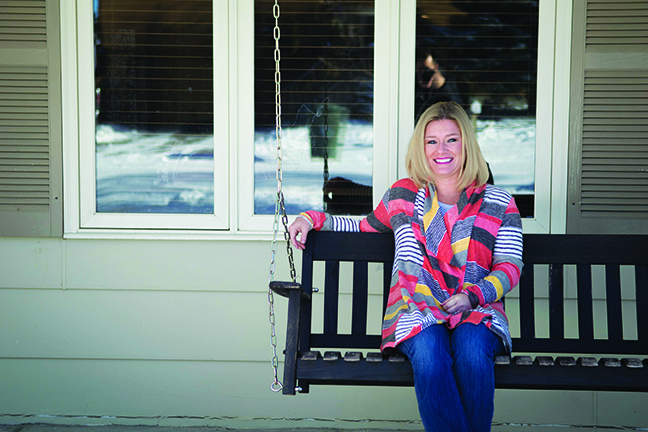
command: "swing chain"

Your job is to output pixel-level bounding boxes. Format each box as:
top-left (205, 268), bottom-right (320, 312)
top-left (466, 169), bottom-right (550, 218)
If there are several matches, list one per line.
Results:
top-left (268, 0), bottom-right (297, 393)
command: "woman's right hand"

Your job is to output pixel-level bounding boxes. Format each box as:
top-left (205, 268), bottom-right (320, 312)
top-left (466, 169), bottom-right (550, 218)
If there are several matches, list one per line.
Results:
top-left (288, 217), bottom-right (312, 250)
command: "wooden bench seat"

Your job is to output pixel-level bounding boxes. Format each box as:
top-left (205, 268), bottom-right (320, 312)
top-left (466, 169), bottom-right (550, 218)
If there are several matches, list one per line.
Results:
top-left (271, 232), bottom-right (648, 395)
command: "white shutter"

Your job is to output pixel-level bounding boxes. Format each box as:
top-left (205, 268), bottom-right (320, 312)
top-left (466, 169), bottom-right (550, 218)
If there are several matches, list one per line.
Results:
top-left (568, 0), bottom-right (648, 234)
top-left (0, 0), bottom-right (61, 237)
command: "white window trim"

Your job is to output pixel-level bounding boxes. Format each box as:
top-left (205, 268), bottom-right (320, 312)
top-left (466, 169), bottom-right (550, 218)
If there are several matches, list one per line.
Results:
top-left (530, 0), bottom-right (559, 234)
top-left (549, 0), bottom-right (572, 235)
top-left (62, 0), bottom-right (230, 234)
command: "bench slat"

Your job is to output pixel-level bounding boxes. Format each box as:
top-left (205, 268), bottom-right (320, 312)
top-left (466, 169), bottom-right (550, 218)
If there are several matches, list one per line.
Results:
top-left (294, 356), bottom-right (648, 392)
top-left (352, 261), bottom-right (368, 336)
top-left (310, 333), bottom-right (382, 349)
top-left (311, 231), bottom-right (395, 262)
top-left (511, 338), bottom-right (647, 355)
top-left (300, 242), bottom-right (315, 351)
top-left (577, 264), bottom-right (594, 340)
top-left (519, 265), bottom-right (535, 339)
top-left (637, 264), bottom-right (648, 342)
top-left (523, 235), bottom-right (648, 265)
top-left (324, 261), bottom-right (340, 335)
top-left (606, 265), bottom-right (624, 341)
top-left (549, 264), bottom-right (564, 340)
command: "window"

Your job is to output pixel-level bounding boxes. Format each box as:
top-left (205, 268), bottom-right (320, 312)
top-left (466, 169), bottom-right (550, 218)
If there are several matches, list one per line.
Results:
top-left (64, 0), bottom-right (228, 231)
top-left (414, 0), bottom-right (539, 217)
top-left (400, 0), bottom-right (559, 233)
top-left (63, 0), bottom-right (563, 236)
top-left (238, 0), bottom-right (393, 232)
top-left (94, 0), bottom-right (214, 215)
top-left (253, 0), bottom-right (376, 216)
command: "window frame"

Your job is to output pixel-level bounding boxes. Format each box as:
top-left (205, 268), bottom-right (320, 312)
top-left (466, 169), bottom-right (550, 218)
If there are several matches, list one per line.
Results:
top-left (236, 0), bottom-right (395, 232)
top-left (62, 0), bottom-right (569, 237)
top-left (396, 0), bottom-right (568, 235)
top-left (62, 0), bottom-right (230, 233)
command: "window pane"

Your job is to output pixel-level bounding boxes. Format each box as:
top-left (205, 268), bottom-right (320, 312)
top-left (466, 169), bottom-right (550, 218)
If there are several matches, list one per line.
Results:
top-left (415, 0), bottom-right (537, 216)
top-left (94, 0), bottom-right (214, 214)
top-left (254, 1), bottom-right (374, 216)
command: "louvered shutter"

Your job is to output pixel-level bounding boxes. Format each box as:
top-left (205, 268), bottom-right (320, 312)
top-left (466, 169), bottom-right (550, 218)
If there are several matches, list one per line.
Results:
top-left (568, 0), bottom-right (648, 234)
top-left (0, 0), bottom-right (61, 237)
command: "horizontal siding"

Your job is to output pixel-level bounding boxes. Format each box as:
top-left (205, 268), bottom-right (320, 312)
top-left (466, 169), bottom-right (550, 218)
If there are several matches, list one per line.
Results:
top-left (0, 359), bottom-right (427, 426)
top-left (1, 236), bottom-right (646, 427)
top-left (0, 288), bottom-right (273, 361)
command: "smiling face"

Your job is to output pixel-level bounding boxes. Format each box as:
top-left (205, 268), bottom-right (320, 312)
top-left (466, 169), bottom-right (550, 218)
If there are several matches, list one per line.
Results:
top-left (424, 119), bottom-right (464, 185)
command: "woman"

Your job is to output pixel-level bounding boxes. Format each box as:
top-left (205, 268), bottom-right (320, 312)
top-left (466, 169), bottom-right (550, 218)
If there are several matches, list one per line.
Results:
top-left (289, 101), bottom-right (523, 432)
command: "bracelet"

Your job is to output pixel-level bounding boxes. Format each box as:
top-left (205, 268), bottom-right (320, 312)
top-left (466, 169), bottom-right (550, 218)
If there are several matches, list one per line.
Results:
top-left (297, 213), bottom-right (313, 229)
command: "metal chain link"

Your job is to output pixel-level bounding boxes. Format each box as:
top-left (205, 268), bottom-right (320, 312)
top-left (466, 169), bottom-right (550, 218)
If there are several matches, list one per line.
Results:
top-left (267, 0), bottom-right (297, 393)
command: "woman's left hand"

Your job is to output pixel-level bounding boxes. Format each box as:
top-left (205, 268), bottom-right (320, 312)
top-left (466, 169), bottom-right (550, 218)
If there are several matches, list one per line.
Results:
top-left (441, 294), bottom-right (472, 315)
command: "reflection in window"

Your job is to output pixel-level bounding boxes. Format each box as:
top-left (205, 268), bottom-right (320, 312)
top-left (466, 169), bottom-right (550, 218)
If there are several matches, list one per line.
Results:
top-left (415, 1), bottom-right (538, 216)
top-left (254, 1), bottom-right (375, 216)
top-left (94, 0), bottom-right (214, 214)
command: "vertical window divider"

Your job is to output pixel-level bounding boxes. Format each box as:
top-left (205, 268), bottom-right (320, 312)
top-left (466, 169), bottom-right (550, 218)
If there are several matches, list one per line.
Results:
top-left (213, 0), bottom-right (231, 228)
top-left (531, 0), bottom-right (557, 234)
top-left (375, 0), bottom-right (401, 199)
top-left (396, 0), bottom-right (417, 181)
top-left (550, 0), bottom-right (573, 234)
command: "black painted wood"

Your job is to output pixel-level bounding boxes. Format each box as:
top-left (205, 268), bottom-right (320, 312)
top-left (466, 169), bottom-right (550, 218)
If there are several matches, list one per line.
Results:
top-left (519, 264), bottom-right (535, 339)
top-left (281, 288), bottom-right (304, 395)
top-left (637, 265), bottom-right (648, 342)
top-left (576, 264), bottom-right (594, 340)
top-left (605, 264), bottom-right (623, 341)
top-left (271, 231), bottom-right (648, 395)
top-left (323, 261), bottom-right (340, 335)
top-left (351, 261), bottom-right (368, 336)
top-left (294, 356), bottom-right (648, 392)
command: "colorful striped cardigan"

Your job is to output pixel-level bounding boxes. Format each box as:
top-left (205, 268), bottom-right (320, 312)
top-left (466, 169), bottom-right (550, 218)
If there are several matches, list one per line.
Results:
top-left (306, 178), bottom-right (524, 352)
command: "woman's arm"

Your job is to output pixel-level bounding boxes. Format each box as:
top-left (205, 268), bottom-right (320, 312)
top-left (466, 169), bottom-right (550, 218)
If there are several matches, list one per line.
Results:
top-left (288, 182), bottom-right (406, 250)
top-left (288, 215), bottom-right (314, 250)
top-left (461, 198), bottom-right (524, 308)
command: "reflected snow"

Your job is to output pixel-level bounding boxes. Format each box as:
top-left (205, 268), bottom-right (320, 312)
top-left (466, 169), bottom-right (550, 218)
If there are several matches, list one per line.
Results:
top-left (96, 126), bottom-right (214, 213)
top-left (95, 118), bottom-right (534, 215)
top-left (254, 121), bottom-right (373, 214)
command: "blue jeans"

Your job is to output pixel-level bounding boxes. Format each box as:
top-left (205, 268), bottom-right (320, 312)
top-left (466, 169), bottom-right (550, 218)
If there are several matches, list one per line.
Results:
top-left (396, 323), bottom-right (505, 432)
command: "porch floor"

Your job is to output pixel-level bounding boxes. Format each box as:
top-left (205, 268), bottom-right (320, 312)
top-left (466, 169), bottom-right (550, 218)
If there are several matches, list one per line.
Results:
top-left (0, 423), bottom-right (641, 432)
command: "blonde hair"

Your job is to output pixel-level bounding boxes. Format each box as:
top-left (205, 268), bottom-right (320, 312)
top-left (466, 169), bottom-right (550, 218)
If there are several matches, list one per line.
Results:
top-left (405, 101), bottom-right (489, 189)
